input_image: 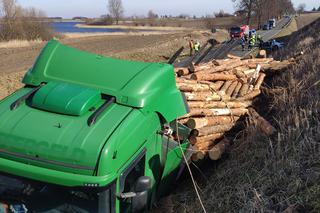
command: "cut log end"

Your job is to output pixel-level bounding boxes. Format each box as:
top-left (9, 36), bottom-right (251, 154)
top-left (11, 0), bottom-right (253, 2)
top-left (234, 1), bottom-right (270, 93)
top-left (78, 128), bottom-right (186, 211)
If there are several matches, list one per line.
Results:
top-left (209, 138), bottom-right (231, 160)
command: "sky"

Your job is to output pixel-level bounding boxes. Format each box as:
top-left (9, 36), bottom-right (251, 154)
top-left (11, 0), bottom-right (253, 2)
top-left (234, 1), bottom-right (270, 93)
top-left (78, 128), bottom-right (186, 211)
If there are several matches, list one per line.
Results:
top-left (17, 0), bottom-right (320, 18)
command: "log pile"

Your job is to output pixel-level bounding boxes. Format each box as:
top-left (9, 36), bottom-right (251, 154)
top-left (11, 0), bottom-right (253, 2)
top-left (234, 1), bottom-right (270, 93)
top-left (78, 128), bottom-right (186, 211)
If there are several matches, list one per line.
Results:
top-left (175, 57), bottom-right (292, 161)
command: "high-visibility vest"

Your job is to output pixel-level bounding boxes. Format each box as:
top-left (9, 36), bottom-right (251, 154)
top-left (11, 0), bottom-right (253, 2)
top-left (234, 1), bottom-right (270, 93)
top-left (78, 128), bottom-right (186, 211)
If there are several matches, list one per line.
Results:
top-left (194, 42), bottom-right (200, 51)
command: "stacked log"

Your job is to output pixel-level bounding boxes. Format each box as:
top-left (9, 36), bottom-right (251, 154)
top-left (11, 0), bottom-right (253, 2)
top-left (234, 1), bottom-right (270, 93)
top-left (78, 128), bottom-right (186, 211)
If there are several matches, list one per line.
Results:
top-left (176, 57), bottom-right (289, 161)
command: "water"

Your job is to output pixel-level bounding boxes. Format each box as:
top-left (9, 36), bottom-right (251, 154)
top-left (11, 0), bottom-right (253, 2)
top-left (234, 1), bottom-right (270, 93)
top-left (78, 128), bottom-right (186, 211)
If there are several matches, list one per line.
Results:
top-left (50, 22), bottom-right (129, 33)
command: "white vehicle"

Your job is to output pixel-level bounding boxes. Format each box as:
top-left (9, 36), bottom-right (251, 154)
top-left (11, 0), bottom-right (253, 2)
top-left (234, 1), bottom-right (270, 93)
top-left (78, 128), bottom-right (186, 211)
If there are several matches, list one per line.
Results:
top-left (268, 19), bottom-right (276, 28)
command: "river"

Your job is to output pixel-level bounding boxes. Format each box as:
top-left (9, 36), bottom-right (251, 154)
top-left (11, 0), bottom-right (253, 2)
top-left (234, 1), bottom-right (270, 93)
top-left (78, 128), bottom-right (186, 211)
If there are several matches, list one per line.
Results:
top-left (50, 22), bottom-right (128, 33)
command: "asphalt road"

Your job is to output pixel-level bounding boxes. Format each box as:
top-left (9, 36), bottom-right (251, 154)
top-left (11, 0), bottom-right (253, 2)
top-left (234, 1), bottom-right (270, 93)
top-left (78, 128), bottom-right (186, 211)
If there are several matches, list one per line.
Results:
top-left (175, 16), bottom-right (292, 67)
top-left (230, 16), bottom-right (292, 58)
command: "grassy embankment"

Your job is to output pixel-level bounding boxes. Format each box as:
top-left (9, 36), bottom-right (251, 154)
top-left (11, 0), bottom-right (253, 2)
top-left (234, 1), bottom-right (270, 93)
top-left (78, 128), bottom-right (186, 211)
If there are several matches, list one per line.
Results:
top-left (164, 18), bottom-right (320, 213)
top-left (275, 12), bottom-right (320, 39)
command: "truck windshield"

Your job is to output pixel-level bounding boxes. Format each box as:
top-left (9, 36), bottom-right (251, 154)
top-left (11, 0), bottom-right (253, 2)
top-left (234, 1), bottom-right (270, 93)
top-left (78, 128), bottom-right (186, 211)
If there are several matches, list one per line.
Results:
top-left (0, 177), bottom-right (114, 213)
top-left (230, 27), bottom-right (241, 32)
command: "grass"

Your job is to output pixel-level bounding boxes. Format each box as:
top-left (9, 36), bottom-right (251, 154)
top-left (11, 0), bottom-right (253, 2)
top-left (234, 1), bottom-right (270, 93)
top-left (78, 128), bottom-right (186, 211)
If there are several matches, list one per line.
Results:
top-left (155, 18), bottom-right (320, 213)
top-left (81, 16), bottom-right (241, 30)
top-left (296, 13), bottom-right (320, 29)
top-left (75, 23), bottom-right (189, 31)
top-left (0, 72), bottom-right (24, 100)
top-left (274, 18), bottom-right (298, 39)
top-left (0, 39), bottom-right (43, 49)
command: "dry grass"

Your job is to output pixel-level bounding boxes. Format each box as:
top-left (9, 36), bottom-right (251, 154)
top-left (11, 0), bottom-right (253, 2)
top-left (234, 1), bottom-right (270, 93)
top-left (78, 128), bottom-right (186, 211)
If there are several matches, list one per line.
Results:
top-left (75, 23), bottom-right (189, 31)
top-left (153, 18), bottom-right (320, 213)
top-left (63, 31), bottom-right (181, 39)
top-left (114, 31), bottom-right (210, 63)
top-left (274, 18), bottom-right (298, 39)
top-left (296, 13), bottom-right (320, 29)
top-left (0, 71), bottom-right (24, 100)
top-left (0, 39), bottom-right (43, 49)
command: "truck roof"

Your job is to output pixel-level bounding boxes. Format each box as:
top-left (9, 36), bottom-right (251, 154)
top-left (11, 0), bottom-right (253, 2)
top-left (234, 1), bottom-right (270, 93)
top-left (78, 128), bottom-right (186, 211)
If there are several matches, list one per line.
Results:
top-left (23, 39), bottom-right (187, 122)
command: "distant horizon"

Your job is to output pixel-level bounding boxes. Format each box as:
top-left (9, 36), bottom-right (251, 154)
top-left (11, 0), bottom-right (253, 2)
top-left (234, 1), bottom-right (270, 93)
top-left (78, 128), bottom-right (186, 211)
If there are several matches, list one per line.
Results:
top-left (16, 0), bottom-right (320, 19)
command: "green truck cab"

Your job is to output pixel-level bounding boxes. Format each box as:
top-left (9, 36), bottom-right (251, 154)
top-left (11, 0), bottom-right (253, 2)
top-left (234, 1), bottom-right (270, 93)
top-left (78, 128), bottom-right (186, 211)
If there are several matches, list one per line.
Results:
top-left (0, 40), bottom-right (191, 212)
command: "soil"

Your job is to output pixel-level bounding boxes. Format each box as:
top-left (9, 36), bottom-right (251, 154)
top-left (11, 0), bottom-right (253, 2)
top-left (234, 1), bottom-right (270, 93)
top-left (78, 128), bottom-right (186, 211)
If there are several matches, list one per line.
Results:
top-left (0, 30), bottom-right (222, 99)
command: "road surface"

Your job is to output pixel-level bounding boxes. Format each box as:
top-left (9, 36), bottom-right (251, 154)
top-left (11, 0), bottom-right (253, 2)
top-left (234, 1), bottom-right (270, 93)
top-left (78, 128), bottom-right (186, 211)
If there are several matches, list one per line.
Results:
top-left (230, 16), bottom-right (292, 58)
top-left (175, 16), bottom-right (292, 67)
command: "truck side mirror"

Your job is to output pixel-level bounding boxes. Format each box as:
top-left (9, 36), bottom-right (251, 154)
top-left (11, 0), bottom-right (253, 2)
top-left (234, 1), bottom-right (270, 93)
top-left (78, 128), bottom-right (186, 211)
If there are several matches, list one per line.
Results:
top-left (132, 176), bottom-right (151, 213)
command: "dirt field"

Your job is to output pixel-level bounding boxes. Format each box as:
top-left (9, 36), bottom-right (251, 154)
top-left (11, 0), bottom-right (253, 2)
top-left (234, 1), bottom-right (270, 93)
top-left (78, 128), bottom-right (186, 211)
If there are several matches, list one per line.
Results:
top-left (0, 29), bottom-right (229, 99)
top-left (92, 16), bottom-right (241, 29)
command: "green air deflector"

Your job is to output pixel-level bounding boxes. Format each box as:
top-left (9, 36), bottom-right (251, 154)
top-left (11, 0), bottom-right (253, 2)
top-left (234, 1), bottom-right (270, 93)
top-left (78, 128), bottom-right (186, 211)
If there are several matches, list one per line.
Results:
top-left (23, 39), bottom-right (188, 122)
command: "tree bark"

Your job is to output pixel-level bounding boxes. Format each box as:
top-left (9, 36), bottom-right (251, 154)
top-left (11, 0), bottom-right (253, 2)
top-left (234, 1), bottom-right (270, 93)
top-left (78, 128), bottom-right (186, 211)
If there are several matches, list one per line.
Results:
top-left (238, 83), bottom-right (250, 97)
top-left (238, 89), bottom-right (261, 101)
top-left (189, 133), bottom-right (224, 145)
top-left (232, 82), bottom-right (243, 98)
top-left (218, 81), bottom-right (233, 96)
top-left (226, 81), bottom-right (239, 97)
top-left (249, 108), bottom-right (276, 136)
top-left (209, 138), bottom-right (230, 160)
top-left (184, 92), bottom-right (221, 101)
top-left (254, 73), bottom-right (266, 90)
top-left (187, 101), bottom-right (251, 109)
top-left (177, 81), bottom-right (225, 92)
top-left (197, 123), bottom-right (235, 137)
top-left (186, 116), bottom-right (240, 129)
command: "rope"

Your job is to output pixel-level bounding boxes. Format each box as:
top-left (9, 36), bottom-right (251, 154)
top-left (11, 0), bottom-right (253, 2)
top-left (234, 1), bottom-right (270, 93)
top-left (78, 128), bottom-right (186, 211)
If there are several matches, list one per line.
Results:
top-left (175, 120), bottom-right (207, 213)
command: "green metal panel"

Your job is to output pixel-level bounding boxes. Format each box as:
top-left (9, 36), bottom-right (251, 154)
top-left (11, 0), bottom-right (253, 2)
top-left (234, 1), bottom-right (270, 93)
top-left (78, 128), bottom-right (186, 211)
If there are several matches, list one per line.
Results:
top-left (161, 140), bottom-right (187, 180)
top-left (32, 81), bottom-right (102, 116)
top-left (22, 39), bottom-right (187, 122)
top-left (0, 39), bottom-right (190, 192)
top-left (0, 88), bottom-right (132, 176)
top-left (0, 157), bottom-right (117, 187)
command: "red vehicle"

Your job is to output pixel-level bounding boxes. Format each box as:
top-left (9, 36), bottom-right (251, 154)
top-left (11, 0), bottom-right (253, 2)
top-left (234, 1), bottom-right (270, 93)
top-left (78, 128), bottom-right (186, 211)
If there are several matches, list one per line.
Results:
top-left (230, 25), bottom-right (249, 39)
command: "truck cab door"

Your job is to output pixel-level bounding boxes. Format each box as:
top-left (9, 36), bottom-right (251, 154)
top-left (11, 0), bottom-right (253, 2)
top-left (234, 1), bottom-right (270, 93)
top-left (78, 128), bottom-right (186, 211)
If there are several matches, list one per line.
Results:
top-left (158, 121), bottom-right (191, 192)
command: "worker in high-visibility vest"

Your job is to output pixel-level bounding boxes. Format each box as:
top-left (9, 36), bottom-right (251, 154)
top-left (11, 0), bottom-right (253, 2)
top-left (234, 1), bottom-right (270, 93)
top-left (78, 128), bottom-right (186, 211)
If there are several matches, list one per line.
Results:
top-left (257, 34), bottom-right (263, 48)
top-left (252, 34), bottom-right (256, 46)
top-left (248, 36), bottom-right (254, 50)
top-left (189, 39), bottom-right (195, 56)
top-left (194, 41), bottom-right (201, 53)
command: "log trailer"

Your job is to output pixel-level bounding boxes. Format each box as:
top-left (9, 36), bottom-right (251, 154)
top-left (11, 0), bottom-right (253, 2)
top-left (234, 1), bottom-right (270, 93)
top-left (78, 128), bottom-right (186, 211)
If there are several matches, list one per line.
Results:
top-left (0, 40), bottom-right (193, 212)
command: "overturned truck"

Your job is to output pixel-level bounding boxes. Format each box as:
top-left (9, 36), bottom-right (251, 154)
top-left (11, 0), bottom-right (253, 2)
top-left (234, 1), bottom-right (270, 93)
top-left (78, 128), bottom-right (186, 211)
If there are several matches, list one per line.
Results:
top-left (0, 40), bottom-right (292, 212)
top-left (0, 40), bottom-right (191, 212)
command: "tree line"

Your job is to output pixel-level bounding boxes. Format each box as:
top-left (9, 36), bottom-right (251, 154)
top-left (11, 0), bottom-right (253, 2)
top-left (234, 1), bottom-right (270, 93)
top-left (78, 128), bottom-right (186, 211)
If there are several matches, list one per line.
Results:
top-left (0, 0), bottom-right (54, 41)
top-left (232, 0), bottom-right (295, 27)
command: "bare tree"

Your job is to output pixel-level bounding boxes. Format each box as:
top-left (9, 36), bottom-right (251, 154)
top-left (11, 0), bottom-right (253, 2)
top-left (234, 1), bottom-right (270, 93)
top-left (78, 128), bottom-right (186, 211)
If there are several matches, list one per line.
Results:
top-left (108, 0), bottom-right (124, 25)
top-left (148, 10), bottom-right (157, 19)
top-left (0, 0), bottom-right (53, 41)
top-left (232, 0), bottom-right (295, 27)
top-left (297, 3), bottom-right (306, 15)
top-left (232, 0), bottom-right (254, 25)
top-left (147, 10), bottom-right (158, 26)
top-left (252, 0), bottom-right (266, 28)
top-left (1, 0), bottom-right (17, 18)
